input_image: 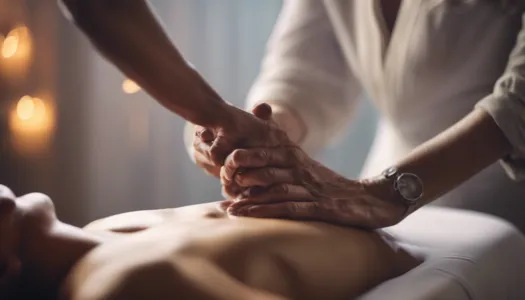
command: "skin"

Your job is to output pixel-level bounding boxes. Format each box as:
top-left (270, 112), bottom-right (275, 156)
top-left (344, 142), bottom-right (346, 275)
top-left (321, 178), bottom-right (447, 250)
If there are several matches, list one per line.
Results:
top-left (59, 0), bottom-right (410, 229)
top-left (59, 0), bottom-right (512, 228)
top-left (202, 2), bottom-right (513, 226)
top-left (219, 108), bottom-right (509, 228)
top-left (59, 0), bottom-right (286, 164)
top-left (56, 0), bottom-right (403, 228)
top-left (0, 185), bottom-right (419, 300)
top-left (0, 185), bottom-right (101, 299)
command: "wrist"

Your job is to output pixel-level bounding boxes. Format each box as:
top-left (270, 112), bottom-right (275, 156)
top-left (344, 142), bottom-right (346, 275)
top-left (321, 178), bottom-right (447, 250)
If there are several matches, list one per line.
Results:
top-left (360, 177), bottom-right (401, 206)
top-left (207, 103), bottom-right (250, 133)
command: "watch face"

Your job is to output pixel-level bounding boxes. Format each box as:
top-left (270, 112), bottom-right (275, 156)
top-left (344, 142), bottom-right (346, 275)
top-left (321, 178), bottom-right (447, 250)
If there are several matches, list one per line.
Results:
top-left (396, 173), bottom-right (423, 203)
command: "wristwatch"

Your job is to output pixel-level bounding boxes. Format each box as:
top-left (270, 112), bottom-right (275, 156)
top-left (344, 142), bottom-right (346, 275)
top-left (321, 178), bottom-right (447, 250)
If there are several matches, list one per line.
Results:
top-left (382, 166), bottom-right (424, 207)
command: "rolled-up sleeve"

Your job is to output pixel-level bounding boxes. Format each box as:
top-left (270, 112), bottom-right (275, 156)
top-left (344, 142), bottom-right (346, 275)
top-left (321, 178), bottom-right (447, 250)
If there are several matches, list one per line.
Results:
top-left (476, 13), bottom-right (525, 181)
top-left (246, 0), bottom-right (360, 154)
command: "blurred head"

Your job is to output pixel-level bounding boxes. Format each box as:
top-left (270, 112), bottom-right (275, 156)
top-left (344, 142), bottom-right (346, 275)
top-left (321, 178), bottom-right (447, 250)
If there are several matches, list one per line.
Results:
top-left (0, 185), bottom-right (56, 297)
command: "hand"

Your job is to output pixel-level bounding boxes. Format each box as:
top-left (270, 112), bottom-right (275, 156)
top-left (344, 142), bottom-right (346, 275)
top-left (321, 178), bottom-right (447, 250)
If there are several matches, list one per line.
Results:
top-left (220, 146), bottom-right (408, 229)
top-left (192, 103), bottom-right (291, 178)
top-left (191, 125), bottom-right (222, 177)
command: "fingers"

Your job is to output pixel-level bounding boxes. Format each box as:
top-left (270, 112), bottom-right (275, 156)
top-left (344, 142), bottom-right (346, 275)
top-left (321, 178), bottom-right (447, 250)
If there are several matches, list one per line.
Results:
top-left (193, 126), bottom-right (229, 177)
top-left (209, 135), bottom-right (234, 165)
top-left (229, 201), bottom-right (322, 220)
top-left (193, 127), bottom-right (213, 158)
top-left (234, 168), bottom-right (296, 188)
top-left (193, 139), bottom-right (221, 177)
top-left (232, 184), bottom-right (313, 206)
top-left (221, 147), bottom-right (299, 183)
top-left (198, 128), bottom-right (214, 142)
top-left (251, 103), bottom-right (272, 121)
top-left (221, 183), bottom-right (245, 200)
top-left (194, 150), bottom-right (221, 177)
top-left (217, 200), bottom-right (234, 212)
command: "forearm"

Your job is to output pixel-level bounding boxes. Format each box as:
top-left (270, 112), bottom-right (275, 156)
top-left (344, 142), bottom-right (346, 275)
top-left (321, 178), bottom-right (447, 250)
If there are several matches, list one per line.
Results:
top-left (392, 108), bottom-right (511, 208)
top-left (59, 0), bottom-right (231, 127)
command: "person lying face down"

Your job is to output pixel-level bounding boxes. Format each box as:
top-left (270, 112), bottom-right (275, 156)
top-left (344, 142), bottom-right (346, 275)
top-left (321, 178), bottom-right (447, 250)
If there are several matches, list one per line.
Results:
top-left (0, 184), bottom-right (420, 300)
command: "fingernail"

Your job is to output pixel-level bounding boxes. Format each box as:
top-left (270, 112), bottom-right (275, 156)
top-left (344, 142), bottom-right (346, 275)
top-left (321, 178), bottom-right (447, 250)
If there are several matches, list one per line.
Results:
top-left (240, 190), bottom-right (251, 198)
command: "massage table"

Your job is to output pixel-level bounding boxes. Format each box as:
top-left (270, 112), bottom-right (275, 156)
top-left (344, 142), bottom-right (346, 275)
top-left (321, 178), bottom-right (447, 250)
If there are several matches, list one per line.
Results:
top-left (358, 206), bottom-right (525, 300)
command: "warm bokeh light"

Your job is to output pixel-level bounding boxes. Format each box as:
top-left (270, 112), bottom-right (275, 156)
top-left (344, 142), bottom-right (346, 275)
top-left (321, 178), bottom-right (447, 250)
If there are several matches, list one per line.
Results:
top-left (16, 95), bottom-right (36, 120)
top-left (2, 35), bottom-right (19, 58)
top-left (9, 95), bottom-right (55, 155)
top-left (0, 25), bottom-right (33, 80)
top-left (122, 79), bottom-right (141, 94)
top-left (2, 26), bottom-right (30, 59)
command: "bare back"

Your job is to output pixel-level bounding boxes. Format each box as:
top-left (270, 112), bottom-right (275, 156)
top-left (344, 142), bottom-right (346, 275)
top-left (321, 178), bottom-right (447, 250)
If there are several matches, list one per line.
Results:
top-left (68, 203), bottom-right (417, 300)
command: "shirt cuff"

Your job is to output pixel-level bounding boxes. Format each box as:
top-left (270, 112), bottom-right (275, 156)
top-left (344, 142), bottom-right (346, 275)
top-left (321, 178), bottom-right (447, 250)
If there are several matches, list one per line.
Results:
top-left (476, 94), bottom-right (525, 180)
top-left (183, 121), bottom-right (197, 163)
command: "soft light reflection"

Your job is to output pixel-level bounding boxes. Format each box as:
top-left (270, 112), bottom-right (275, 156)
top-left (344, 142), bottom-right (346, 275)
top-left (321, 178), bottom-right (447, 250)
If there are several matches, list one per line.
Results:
top-left (9, 95), bottom-right (55, 155)
top-left (0, 25), bottom-right (33, 80)
top-left (122, 79), bottom-right (141, 94)
top-left (16, 95), bottom-right (35, 120)
top-left (2, 26), bottom-right (30, 59)
top-left (2, 35), bottom-right (19, 58)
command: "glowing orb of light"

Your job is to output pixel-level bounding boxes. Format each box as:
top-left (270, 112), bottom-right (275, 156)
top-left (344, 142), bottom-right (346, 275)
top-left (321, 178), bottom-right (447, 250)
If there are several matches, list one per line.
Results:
top-left (9, 95), bottom-right (55, 155)
top-left (1, 35), bottom-right (19, 58)
top-left (16, 95), bottom-right (36, 120)
top-left (122, 79), bottom-right (141, 94)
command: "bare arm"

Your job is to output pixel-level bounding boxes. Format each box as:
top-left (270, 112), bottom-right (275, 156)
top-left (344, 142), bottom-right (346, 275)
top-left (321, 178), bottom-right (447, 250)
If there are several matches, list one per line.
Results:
top-left (393, 109), bottom-right (511, 211)
top-left (58, 0), bottom-right (232, 128)
top-left (395, 12), bottom-right (525, 209)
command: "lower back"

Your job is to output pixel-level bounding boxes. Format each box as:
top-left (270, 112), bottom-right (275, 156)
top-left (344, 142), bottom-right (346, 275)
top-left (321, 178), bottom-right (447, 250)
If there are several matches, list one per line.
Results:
top-left (81, 204), bottom-right (419, 299)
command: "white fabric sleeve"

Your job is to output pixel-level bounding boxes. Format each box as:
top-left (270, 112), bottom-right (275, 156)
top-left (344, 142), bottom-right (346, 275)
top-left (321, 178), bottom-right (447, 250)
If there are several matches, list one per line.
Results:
top-left (184, 121), bottom-right (196, 163)
top-left (476, 13), bottom-right (525, 181)
top-left (246, 0), bottom-right (361, 154)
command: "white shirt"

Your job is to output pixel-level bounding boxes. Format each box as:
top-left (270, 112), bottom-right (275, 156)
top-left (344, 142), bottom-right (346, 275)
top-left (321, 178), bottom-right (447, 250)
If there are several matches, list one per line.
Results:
top-left (245, 0), bottom-right (525, 230)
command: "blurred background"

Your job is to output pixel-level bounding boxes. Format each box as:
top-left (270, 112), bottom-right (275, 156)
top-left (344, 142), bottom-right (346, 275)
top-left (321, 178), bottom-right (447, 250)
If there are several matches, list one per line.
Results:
top-left (0, 0), bottom-right (377, 226)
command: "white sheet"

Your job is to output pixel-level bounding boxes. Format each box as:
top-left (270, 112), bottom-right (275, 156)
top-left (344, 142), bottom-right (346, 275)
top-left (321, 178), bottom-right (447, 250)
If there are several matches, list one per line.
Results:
top-left (358, 207), bottom-right (525, 300)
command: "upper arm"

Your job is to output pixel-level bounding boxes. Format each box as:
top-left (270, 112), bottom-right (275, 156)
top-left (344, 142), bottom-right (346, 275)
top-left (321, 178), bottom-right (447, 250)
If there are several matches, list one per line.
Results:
top-left (247, 0), bottom-right (361, 152)
top-left (476, 10), bottom-right (525, 180)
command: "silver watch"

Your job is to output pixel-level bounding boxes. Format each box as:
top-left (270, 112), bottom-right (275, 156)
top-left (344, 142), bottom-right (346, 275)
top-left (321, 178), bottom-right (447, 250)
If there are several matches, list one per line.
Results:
top-left (382, 166), bottom-right (423, 206)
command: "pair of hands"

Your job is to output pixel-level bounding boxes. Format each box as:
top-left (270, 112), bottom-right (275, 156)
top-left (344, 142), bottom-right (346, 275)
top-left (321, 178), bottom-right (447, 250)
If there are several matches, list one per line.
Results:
top-left (192, 104), bottom-right (406, 229)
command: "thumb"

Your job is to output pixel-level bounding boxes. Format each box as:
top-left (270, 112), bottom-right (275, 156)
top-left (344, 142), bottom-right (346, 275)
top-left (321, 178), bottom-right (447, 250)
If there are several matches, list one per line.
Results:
top-left (251, 103), bottom-right (272, 120)
top-left (209, 135), bottom-right (234, 165)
